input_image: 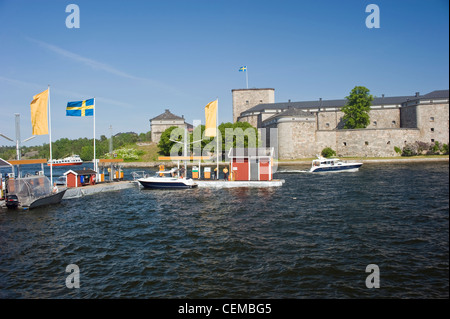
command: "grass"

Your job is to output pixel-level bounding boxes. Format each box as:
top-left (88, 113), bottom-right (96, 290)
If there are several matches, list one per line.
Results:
top-left (275, 154), bottom-right (449, 162)
top-left (133, 142), bottom-right (160, 162)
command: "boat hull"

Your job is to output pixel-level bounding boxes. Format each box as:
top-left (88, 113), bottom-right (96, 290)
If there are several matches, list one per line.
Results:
top-left (310, 163), bottom-right (362, 173)
top-left (47, 162), bottom-right (83, 167)
top-left (27, 189), bottom-right (67, 209)
top-left (138, 179), bottom-right (197, 189)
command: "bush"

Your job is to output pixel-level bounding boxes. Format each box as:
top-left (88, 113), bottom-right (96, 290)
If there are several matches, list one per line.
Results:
top-left (431, 141), bottom-right (442, 154)
top-left (321, 147), bottom-right (337, 158)
top-left (401, 143), bottom-right (417, 156)
top-left (114, 148), bottom-right (142, 161)
top-left (442, 144), bottom-right (449, 155)
top-left (394, 146), bottom-right (402, 155)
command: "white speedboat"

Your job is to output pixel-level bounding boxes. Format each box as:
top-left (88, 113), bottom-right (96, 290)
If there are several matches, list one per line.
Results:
top-left (137, 171), bottom-right (198, 189)
top-left (310, 156), bottom-right (362, 173)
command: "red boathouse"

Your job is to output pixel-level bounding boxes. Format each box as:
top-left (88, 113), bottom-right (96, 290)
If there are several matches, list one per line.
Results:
top-left (228, 148), bottom-right (274, 181)
top-left (64, 169), bottom-right (97, 188)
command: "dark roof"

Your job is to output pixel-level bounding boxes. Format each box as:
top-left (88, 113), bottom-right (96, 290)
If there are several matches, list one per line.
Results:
top-left (241, 90), bottom-right (449, 117)
top-left (150, 109), bottom-right (184, 121)
top-left (73, 169), bottom-right (97, 175)
top-left (263, 108), bottom-right (315, 123)
top-left (243, 95), bottom-right (416, 115)
top-left (421, 90), bottom-right (449, 99)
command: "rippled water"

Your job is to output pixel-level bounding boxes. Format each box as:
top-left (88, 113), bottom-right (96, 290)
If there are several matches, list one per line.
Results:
top-left (0, 162), bottom-right (448, 298)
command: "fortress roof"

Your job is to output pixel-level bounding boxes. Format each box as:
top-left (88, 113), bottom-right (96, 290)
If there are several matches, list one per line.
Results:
top-left (150, 109), bottom-right (184, 121)
top-left (241, 89), bottom-right (449, 117)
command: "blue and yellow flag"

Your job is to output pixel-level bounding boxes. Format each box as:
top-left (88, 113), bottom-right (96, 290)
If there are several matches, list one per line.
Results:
top-left (239, 66), bottom-right (247, 72)
top-left (66, 98), bottom-right (95, 116)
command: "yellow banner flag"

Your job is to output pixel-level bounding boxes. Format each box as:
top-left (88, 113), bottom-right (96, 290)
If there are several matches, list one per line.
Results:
top-left (205, 99), bottom-right (217, 137)
top-left (30, 89), bottom-right (49, 135)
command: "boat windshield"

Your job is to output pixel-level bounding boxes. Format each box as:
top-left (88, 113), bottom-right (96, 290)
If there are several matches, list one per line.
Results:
top-left (7, 175), bottom-right (52, 206)
top-left (154, 171), bottom-right (177, 177)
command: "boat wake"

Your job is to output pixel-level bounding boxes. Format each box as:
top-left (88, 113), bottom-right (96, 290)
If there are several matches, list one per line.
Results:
top-left (275, 169), bottom-right (310, 173)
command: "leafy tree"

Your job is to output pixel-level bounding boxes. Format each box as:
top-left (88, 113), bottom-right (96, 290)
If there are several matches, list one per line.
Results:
top-left (218, 122), bottom-right (259, 154)
top-left (189, 125), bottom-right (213, 155)
top-left (158, 126), bottom-right (183, 156)
top-left (342, 86), bottom-right (373, 129)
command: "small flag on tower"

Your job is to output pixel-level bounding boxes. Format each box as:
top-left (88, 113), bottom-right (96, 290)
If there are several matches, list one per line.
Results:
top-left (239, 66), bottom-right (247, 72)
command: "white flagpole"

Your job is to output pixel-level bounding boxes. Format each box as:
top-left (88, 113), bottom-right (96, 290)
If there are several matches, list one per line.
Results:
top-left (48, 85), bottom-right (53, 186)
top-left (246, 67), bottom-right (248, 89)
top-left (93, 97), bottom-right (96, 175)
top-left (216, 98), bottom-right (219, 179)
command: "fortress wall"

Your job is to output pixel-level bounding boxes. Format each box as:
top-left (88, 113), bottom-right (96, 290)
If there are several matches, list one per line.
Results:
top-left (334, 128), bottom-right (421, 157)
top-left (232, 89), bottom-right (275, 123)
top-left (237, 114), bottom-right (259, 128)
top-left (416, 103), bottom-right (449, 144)
top-left (151, 120), bottom-right (186, 143)
top-left (367, 108), bottom-right (401, 129)
top-left (277, 121), bottom-right (317, 159)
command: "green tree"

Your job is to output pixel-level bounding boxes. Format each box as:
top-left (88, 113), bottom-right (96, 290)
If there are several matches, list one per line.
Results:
top-left (342, 86), bottom-right (373, 129)
top-left (157, 126), bottom-right (184, 156)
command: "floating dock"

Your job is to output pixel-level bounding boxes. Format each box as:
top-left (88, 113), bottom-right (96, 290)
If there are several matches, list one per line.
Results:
top-left (195, 179), bottom-right (284, 188)
top-left (63, 181), bottom-right (136, 199)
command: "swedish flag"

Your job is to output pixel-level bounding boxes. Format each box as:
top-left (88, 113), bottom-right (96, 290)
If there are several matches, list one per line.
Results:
top-left (66, 98), bottom-right (95, 116)
top-left (239, 66), bottom-right (247, 72)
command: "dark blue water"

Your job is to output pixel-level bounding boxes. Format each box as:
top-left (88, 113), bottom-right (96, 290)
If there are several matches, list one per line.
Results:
top-left (0, 162), bottom-right (448, 298)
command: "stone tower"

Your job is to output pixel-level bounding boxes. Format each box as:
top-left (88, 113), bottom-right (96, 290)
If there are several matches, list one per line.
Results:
top-left (231, 88), bottom-right (275, 123)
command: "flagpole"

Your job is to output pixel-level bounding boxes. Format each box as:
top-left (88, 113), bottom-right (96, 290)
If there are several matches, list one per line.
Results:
top-left (48, 85), bottom-right (53, 186)
top-left (246, 67), bottom-right (248, 89)
top-left (216, 98), bottom-right (219, 179)
top-left (93, 97), bottom-right (96, 175)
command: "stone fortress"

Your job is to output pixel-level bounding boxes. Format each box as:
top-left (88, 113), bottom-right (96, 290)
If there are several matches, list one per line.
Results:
top-left (232, 88), bottom-right (449, 159)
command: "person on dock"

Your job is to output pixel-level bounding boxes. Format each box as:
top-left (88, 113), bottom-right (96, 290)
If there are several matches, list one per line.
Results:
top-left (223, 167), bottom-right (229, 181)
top-left (213, 167), bottom-right (218, 180)
top-left (179, 167), bottom-right (185, 179)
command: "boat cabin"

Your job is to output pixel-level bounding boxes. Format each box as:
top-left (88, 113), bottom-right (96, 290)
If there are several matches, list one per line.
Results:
top-left (64, 169), bottom-right (97, 188)
top-left (227, 148), bottom-right (274, 181)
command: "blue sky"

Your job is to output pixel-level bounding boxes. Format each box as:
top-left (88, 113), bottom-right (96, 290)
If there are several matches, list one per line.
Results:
top-left (0, 0), bottom-right (448, 146)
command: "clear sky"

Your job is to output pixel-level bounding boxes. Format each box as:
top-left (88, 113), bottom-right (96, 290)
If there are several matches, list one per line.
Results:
top-left (0, 0), bottom-right (448, 146)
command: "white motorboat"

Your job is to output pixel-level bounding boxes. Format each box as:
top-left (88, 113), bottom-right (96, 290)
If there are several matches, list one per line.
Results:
top-left (136, 171), bottom-right (198, 189)
top-left (310, 156), bottom-right (363, 173)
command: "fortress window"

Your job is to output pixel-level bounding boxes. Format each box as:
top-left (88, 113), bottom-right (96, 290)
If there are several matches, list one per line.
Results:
top-left (326, 123), bottom-right (330, 128)
top-left (430, 117), bottom-right (435, 122)
top-left (392, 120), bottom-right (396, 125)
top-left (387, 141), bottom-right (391, 144)
top-left (365, 141), bottom-right (369, 146)
top-left (431, 139), bottom-right (435, 143)
top-left (260, 100), bottom-right (263, 103)
top-left (373, 121), bottom-right (377, 126)
top-left (343, 142), bottom-right (347, 146)
top-left (431, 128), bottom-right (434, 132)
top-left (245, 100), bottom-right (249, 105)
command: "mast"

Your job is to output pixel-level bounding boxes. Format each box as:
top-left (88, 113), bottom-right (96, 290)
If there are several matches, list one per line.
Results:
top-left (48, 85), bottom-right (53, 185)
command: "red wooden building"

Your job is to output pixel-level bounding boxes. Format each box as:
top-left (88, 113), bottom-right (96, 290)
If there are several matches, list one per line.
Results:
top-left (64, 169), bottom-right (97, 188)
top-left (227, 148), bottom-right (274, 181)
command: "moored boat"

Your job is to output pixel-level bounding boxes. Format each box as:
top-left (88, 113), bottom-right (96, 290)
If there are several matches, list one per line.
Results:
top-left (48, 155), bottom-right (83, 167)
top-left (310, 156), bottom-right (362, 173)
top-left (137, 171), bottom-right (198, 189)
top-left (5, 174), bottom-right (67, 209)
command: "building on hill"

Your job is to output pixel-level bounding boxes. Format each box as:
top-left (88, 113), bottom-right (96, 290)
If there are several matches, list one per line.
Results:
top-left (232, 88), bottom-right (449, 159)
top-left (149, 109), bottom-right (193, 143)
